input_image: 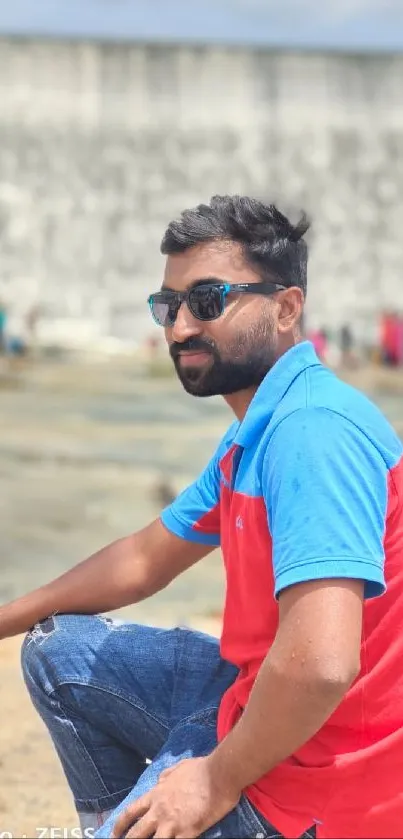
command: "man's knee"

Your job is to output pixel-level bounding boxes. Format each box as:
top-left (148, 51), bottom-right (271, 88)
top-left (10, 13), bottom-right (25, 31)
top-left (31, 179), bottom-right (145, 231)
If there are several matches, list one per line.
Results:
top-left (21, 615), bottom-right (60, 707)
top-left (21, 613), bottom-right (99, 699)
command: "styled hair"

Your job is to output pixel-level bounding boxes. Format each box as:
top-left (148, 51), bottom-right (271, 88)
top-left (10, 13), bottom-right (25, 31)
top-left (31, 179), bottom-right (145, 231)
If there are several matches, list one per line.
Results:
top-left (161, 195), bottom-right (310, 296)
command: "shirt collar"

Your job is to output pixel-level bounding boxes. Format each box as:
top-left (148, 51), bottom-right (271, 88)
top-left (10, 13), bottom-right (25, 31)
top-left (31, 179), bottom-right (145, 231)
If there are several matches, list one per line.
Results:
top-left (234, 341), bottom-right (322, 448)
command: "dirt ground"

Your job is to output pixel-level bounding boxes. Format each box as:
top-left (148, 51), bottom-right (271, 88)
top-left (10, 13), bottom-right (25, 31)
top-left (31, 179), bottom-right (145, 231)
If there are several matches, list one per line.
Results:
top-left (0, 635), bottom-right (77, 837)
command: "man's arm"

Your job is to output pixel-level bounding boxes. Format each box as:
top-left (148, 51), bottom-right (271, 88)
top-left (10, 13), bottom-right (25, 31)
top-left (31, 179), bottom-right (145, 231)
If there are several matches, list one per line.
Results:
top-left (207, 577), bottom-right (363, 792)
top-left (0, 520), bottom-right (213, 640)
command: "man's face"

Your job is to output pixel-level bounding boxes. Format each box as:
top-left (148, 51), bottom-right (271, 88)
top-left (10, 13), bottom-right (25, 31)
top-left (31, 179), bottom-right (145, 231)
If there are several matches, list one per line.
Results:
top-left (161, 241), bottom-right (287, 398)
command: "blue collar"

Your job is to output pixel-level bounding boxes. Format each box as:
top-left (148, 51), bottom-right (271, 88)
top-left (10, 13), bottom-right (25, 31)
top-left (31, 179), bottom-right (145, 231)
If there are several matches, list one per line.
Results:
top-left (234, 341), bottom-right (322, 448)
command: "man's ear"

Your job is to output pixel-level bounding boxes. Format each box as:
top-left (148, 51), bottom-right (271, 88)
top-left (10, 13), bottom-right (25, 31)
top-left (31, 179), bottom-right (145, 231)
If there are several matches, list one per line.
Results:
top-left (277, 288), bottom-right (304, 333)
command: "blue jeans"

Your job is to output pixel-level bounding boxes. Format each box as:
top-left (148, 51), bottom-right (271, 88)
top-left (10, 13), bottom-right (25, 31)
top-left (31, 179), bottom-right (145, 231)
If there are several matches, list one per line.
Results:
top-left (21, 614), bottom-right (314, 838)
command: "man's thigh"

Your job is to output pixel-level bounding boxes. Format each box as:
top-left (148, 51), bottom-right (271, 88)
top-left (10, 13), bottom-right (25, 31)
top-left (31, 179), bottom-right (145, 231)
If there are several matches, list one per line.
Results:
top-left (168, 626), bottom-right (238, 725)
top-left (23, 615), bottom-right (237, 757)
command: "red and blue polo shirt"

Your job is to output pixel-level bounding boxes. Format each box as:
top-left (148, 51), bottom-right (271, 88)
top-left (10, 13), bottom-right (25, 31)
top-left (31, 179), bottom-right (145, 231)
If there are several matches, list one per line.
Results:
top-left (161, 341), bottom-right (403, 838)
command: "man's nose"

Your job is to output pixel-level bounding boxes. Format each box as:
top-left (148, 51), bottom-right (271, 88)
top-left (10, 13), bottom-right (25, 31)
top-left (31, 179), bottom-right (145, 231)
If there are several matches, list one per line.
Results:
top-left (170, 302), bottom-right (203, 343)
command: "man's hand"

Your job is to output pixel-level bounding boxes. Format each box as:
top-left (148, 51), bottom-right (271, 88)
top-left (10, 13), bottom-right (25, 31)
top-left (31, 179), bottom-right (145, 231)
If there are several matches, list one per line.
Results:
top-left (111, 756), bottom-right (241, 839)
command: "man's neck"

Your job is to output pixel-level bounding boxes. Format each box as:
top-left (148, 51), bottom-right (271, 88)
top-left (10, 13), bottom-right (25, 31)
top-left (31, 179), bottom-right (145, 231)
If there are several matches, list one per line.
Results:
top-left (223, 388), bottom-right (258, 422)
top-left (223, 337), bottom-right (302, 422)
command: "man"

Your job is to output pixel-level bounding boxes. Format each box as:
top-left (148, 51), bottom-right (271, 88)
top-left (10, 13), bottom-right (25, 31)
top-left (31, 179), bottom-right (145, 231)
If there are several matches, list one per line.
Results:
top-left (2, 195), bottom-right (403, 839)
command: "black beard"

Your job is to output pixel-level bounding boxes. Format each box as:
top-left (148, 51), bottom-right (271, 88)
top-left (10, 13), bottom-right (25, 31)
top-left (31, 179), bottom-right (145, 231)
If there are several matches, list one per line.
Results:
top-left (169, 330), bottom-right (277, 397)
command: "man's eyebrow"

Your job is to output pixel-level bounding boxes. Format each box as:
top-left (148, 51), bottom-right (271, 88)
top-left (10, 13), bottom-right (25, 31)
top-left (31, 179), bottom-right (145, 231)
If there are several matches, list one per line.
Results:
top-left (161, 277), bottom-right (226, 292)
top-left (159, 284), bottom-right (177, 293)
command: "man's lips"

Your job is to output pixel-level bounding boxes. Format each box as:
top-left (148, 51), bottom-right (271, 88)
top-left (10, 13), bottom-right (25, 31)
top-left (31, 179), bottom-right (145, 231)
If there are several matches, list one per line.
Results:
top-left (177, 351), bottom-right (212, 367)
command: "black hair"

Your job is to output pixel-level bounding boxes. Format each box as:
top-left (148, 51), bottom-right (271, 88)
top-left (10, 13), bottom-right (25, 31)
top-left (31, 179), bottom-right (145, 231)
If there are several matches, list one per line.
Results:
top-left (161, 195), bottom-right (310, 296)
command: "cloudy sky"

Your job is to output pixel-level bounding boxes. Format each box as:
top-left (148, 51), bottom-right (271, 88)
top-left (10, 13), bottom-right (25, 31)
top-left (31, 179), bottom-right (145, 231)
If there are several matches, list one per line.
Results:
top-left (0, 0), bottom-right (402, 50)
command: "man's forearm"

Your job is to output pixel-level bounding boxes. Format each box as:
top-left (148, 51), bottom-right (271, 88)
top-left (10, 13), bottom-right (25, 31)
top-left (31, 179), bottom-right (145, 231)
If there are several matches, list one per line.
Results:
top-left (208, 646), bottom-right (357, 795)
top-left (0, 532), bottom-right (154, 639)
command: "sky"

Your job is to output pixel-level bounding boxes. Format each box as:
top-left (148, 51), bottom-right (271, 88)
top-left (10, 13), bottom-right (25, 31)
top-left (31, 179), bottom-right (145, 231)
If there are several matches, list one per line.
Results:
top-left (0, 0), bottom-right (403, 51)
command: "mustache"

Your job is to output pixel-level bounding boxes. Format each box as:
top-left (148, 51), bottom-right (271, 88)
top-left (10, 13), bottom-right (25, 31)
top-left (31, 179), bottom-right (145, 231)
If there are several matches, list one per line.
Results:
top-left (169, 337), bottom-right (217, 362)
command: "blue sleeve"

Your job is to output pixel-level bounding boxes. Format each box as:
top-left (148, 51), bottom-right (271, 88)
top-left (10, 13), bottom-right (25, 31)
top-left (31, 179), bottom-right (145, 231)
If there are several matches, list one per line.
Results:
top-left (262, 407), bottom-right (387, 599)
top-left (160, 422), bottom-right (238, 546)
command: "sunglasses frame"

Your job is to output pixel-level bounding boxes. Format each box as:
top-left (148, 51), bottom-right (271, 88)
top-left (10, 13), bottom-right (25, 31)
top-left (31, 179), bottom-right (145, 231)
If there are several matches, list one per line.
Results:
top-left (147, 280), bottom-right (287, 327)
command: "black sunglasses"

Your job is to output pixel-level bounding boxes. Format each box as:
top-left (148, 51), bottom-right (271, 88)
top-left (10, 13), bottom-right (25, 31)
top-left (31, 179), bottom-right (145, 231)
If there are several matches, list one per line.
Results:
top-left (147, 281), bottom-right (286, 327)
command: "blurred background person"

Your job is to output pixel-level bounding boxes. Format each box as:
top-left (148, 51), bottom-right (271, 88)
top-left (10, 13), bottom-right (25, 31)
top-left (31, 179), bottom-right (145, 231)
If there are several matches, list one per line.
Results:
top-left (379, 310), bottom-right (402, 367)
top-left (0, 297), bottom-right (6, 353)
top-left (340, 323), bottom-right (355, 368)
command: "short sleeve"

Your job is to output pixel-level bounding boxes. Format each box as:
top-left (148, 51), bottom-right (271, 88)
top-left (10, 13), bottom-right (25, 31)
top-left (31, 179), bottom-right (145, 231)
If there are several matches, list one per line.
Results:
top-left (160, 421), bottom-right (238, 546)
top-left (262, 407), bottom-right (388, 599)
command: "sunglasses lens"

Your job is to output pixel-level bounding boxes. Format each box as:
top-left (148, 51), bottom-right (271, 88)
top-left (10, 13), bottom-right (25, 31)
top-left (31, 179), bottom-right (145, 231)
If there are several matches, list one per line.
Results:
top-left (189, 285), bottom-right (224, 320)
top-left (149, 294), bottom-right (180, 327)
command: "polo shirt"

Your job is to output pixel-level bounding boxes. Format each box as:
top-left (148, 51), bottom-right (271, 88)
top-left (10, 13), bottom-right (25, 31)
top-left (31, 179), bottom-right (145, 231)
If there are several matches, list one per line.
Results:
top-left (161, 341), bottom-right (403, 838)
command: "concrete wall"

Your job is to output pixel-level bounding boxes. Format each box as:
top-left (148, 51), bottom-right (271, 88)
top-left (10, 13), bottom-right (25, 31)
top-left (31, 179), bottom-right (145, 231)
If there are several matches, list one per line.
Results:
top-left (1, 38), bottom-right (403, 345)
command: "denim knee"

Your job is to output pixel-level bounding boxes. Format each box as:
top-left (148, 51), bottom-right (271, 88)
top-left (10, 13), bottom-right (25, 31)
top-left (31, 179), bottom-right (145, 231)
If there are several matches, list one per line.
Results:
top-left (21, 614), bottom-right (66, 701)
top-left (21, 613), bottom-right (95, 699)
top-left (21, 612), bottom-right (123, 700)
